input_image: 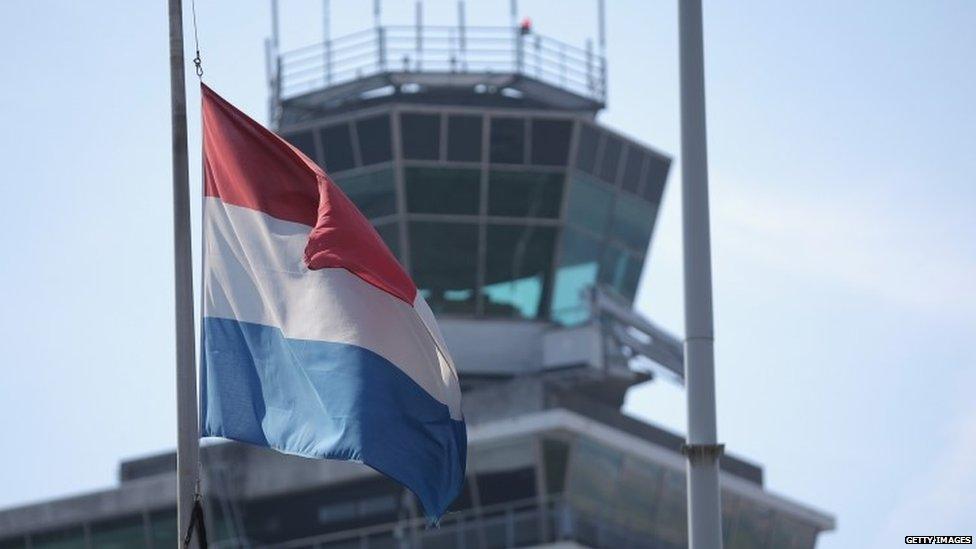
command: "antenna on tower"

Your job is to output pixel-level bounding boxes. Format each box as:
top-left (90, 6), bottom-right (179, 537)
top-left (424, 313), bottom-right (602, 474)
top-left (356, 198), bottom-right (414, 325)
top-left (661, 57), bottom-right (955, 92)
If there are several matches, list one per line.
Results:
top-left (323, 0), bottom-right (332, 84)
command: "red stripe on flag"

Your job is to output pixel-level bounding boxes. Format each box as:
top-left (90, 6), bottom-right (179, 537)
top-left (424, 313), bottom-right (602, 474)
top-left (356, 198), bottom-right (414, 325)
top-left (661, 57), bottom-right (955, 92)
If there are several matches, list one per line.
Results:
top-left (202, 84), bottom-right (417, 305)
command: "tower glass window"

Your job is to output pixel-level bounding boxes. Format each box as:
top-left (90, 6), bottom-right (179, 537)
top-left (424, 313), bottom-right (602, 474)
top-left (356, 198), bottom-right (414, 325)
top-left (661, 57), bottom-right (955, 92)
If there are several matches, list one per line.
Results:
top-left (490, 117), bottom-right (526, 164)
top-left (317, 122), bottom-right (356, 172)
top-left (575, 124), bottom-right (601, 175)
top-left (482, 224), bottom-right (557, 319)
top-left (621, 146), bottom-right (646, 195)
top-left (282, 130), bottom-right (317, 163)
top-left (332, 168), bottom-right (396, 219)
top-left (609, 198), bottom-right (656, 252)
top-left (598, 135), bottom-right (623, 183)
top-left (409, 221), bottom-right (479, 314)
top-left (405, 167), bottom-right (480, 215)
top-left (400, 113), bottom-right (441, 160)
top-left (531, 118), bottom-right (573, 166)
top-left (642, 153), bottom-right (670, 204)
top-left (565, 174), bottom-right (614, 235)
top-left (447, 115), bottom-right (483, 162)
top-left (487, 170), bottom-right (564, 219)
top-left (551, 228), bottom-right (602, 325)
top-left (90, 515), bottom-right (145, 549)
top-left (355, 114), bottom-right (392, 165)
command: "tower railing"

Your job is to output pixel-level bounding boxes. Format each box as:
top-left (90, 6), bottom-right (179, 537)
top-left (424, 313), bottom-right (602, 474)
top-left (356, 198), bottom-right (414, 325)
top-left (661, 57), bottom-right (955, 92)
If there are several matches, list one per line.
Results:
top-left (273, 25), bottom-right (607, 105)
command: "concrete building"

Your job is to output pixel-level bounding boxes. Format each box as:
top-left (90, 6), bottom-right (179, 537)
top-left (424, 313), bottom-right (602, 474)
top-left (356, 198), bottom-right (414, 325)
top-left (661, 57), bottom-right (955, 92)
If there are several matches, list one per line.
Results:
top-left (0, 12), bottom-right (834, 549)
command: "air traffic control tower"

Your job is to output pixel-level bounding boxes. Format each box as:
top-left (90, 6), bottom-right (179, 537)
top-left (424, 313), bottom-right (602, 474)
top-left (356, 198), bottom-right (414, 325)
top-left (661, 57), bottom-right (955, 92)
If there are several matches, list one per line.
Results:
top-left (0, 4), bottom-right (835, 548)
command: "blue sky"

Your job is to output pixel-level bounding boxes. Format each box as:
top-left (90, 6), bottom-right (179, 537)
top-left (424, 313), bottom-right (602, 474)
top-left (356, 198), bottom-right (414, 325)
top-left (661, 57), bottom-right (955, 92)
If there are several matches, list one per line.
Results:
top-left (0, 1), bottom-right (973, 547)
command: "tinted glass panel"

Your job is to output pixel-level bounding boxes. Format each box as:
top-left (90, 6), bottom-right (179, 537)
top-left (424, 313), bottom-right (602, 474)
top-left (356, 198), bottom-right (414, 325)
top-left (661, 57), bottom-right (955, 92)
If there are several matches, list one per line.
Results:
top-left (332, 169), bottom-right (396, 219)
top-left (652, 469), bottom-right (688, 547)
top-left (405, 167), bottom-right (480, 215)
top-left (318, 123), bottom-right (356, 172)
top-left (542, 438), bottom-right (571, 495)
top-left (409, 222), bottom-right (478, 314)
top-left (551, 228), bottom-right (602, 325)
top-left (609, 198), bottom-right (656, 251)
top-left (600, 244), bottom-right (644, 301)
top-left (32, 528), bottom-right (86, 549)
top-left (531, 119), bottom-right (572, 166)
top-left (91, 515), bottom-right (146, 549)
top-left (0, 538), bottom-right (26, 549)
top-left (482, 225), bottom-right (556, 319)
top-left (149, 510), bottom-right (177, 549)
top-left (356, 114), bottom-right (392, 165)
top-left (374, 222), bottom-right (401, 260)
top-left (487, 170), bottom-right (563, 218)
top-left (283, 130), bottom-right (317, 163)
top-left (490, 117), bottom-right (525, 164)
top-left (401, 113), bottom-right (440, 160)
top-left (565, 174), bottom-right (614, 235)
top-left (728, 502), bottom-right (774, 549)
top-left (598, 135), bottom-right (623, 183)
top-left (575, 124), bottom-right (600, 174)
top-left (447, 115), bottom-right (483, 162)
top-left (641, 154), bottom-right (670, 204)
top-left (621, 147), bottom-right (645, 194)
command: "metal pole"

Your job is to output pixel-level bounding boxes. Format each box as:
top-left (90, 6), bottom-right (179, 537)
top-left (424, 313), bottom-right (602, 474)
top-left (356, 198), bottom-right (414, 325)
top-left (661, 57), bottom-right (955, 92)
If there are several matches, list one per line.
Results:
top-left (678, 1), bottom-right (723, 548)
top-left (167, 0), bottom-right (200, 545)
top-left (270, 0), bottom-right (280, 53)
top-left (323, 0), bottom-right (333, 84)
top-left (509, 0), bottom-right (517, 28)
top-left (415, 1), bottom-right (422, 71)
top-left (458, 1), bottom-right (466, 70)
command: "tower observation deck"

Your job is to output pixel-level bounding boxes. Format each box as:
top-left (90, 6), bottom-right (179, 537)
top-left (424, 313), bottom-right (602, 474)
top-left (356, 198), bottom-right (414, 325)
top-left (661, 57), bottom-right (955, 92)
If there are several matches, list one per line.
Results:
top-left (0, 5), bottom-right (835, 549)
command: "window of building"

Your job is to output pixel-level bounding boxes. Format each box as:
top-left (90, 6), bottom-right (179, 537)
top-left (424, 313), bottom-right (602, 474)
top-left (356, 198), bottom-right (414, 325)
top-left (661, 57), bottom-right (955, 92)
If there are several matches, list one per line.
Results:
top-left (149, 510), bottom-right (177, 549)
top-left (356, 114), bottom-right (393, 165)
top-left (409, 221), bottom-right (479, 314)
top-left (487, 170), bottom-right (564, 219)
top-left (652, 469), bottom-right (688, 546)
top-left (401, 113), bottom-right (441, 160)
top-left (574, 124), bottom-right (601, 175)
top-left (358, 494), bottom-right (398, 517)
top-left (317, 122), bottom-right (356, 173)
top-left (641, 154), bottom-right (670, 204)
top-left (727, 502), bottom-right (774, 549)
top-left (447, 115), bottom-right (483, 162)
top-left (318, 501), bottom-right (358, 524)
top-left (616, 457), bottom-right (667, 536)
top-left (565, 437), bottom-right (622, 516)
top-left (597, 135), bottom-right (623, 183)
top-left (551, 228), bottom-right (602, 325)
top-left (90, 515), bottom-right (146, 549)
top-left (609, 198), bottom-right (656, 251)
top-left (531, 119), bottom-right (572, 166)
top-left (621, 147), bottom-right (646, 195)
top-left (482, 225), bottom-right (556, 319)
top-left (30, 527), bottom-right (86, 549)
top-left (0, 537), bottom-right (26, 549)
top-left (283, 130), bottom-right (318, 164)
top-left (374, 222), bottom-right (401, 260)
top-left (490, 117), bottom-right (526, 164)
top-left (332, 168), bottom-right (396, 219)
top-left (542, 437), bottom-right (571, 495)
top-left (405, 167), bottom-right (480, 215)
top-left (565, 174), bottom-right (614, 235)
top-left (600, 244), bottom-right (644, 302)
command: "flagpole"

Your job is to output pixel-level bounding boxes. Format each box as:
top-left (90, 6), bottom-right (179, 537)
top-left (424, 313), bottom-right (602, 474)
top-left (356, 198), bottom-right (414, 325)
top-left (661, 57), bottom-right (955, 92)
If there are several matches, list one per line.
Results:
top-left (167, 0), bottom-right (201, 544)
top-left (678, 0), bottom-right (724, 548)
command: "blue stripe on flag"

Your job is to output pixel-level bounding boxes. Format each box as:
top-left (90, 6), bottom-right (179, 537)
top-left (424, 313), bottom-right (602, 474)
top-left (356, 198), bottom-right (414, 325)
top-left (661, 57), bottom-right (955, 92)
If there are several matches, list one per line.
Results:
top-left (200, 316), bottom-right (466, 519)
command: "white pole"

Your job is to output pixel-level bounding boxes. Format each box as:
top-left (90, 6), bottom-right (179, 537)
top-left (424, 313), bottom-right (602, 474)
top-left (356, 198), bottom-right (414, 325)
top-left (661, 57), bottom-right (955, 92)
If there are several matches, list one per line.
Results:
top-left (167, 0), bottom-right (200, 545)
top-left (678, 0), bottom-right (724, 548)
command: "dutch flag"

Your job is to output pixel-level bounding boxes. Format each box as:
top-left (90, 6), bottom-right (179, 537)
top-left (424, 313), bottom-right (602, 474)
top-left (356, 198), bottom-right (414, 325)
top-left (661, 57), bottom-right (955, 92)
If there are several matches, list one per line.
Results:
top-left (199, 85), bottom-right (466, 520)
